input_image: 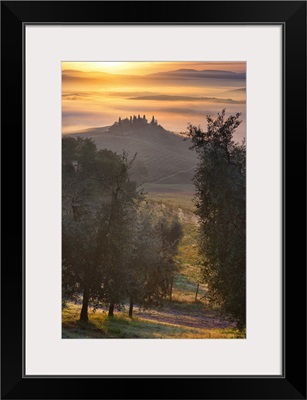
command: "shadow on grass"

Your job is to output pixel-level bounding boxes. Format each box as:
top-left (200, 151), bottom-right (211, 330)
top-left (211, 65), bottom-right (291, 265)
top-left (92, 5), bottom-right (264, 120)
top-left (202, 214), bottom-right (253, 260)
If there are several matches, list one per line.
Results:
top-left (163, 298), bottom-right (211, 315)
top-left (62, 303), bottom-right (244, 339)
top-left (102, 315), bottom-right (188, 338)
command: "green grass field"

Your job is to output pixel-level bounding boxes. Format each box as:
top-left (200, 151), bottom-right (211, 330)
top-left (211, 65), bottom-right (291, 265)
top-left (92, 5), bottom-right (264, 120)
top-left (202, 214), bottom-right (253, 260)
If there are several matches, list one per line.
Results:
top-left (142, 183), bottom-right (196, 212)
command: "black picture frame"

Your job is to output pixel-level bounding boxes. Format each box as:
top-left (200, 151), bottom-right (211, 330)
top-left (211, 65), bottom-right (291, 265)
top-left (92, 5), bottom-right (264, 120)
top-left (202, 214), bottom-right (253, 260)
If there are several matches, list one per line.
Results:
top-left (1, 1), bottom-right (306, 399)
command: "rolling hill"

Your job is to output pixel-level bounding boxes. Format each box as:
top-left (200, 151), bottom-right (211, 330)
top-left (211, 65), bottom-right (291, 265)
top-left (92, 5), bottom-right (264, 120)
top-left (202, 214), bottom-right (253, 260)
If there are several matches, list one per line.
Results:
top-left (67, 117), bottom-right (198, 185)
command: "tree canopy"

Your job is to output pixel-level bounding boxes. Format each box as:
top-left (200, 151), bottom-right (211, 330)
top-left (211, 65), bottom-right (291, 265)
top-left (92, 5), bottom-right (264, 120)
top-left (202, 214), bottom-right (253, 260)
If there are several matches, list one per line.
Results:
top-left (186, 109), bottom-right (246, 329)
top-left (62, 136), bottom-right (183, 320)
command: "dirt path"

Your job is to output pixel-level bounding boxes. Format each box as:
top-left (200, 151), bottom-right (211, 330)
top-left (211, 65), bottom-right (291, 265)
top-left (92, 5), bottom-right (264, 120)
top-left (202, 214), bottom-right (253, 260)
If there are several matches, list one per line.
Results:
top-left (134, 305), bottom-right (234, 330)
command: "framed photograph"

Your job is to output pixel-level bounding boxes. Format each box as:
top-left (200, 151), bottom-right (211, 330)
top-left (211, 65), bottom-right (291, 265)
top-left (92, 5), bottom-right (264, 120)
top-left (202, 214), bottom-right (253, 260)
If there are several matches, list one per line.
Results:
top-left (1, 1), bottom-right (306, 399)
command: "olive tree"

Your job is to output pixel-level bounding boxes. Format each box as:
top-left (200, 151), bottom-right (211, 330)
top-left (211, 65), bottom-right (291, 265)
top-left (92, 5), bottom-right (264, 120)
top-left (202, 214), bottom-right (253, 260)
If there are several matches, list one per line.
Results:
top-left (186, 110), bottom-right (246, 329)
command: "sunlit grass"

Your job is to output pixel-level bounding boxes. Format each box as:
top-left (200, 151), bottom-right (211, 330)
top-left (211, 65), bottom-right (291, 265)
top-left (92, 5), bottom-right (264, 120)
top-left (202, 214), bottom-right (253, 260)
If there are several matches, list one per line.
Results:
top-left (62, 303), bottom-right (244, 339)
top-left (144, 185), bottom-right (196, 212)
top-left (177, 223), bottom-right (200, 266)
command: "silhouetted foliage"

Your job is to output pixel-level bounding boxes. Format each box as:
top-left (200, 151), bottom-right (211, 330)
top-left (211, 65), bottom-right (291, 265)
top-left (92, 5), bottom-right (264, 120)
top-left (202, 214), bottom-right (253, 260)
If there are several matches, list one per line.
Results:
top-left (125, 205), bottom-right (183, 317)
top-left (186, 109), bottom-right (246, 329)
top-left (62, 137), bottom-right (141, 320)
top-left (109, 114), bottom-right (157, 134)
top-left (62, 136), bottom-right (183, 321)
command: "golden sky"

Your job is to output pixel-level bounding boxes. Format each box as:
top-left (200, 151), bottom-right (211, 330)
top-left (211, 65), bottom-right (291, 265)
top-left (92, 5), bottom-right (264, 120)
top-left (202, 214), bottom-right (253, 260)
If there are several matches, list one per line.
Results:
top-left (62, 61), bottom-right (245, 75)
top-left (62, 62), bottom-right (246, 138)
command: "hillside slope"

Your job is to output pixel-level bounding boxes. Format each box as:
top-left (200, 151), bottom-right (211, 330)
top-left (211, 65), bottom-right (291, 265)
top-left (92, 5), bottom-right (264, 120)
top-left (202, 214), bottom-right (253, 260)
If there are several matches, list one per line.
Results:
top-left (68, 122), bottom-right (198, 185)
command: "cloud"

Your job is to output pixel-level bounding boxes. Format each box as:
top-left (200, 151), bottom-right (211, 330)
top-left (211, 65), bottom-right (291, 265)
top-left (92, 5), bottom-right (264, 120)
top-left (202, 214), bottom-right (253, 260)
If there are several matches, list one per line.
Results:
top-left (127, 94), bottom-right (245, 104)
top-left (147, 69), bottom-right (246, 80)
top-left (62, 93), bottom-right (90, 101)
top-left (62, 110), bottom-right (103, 120)
top-left (62, 92), bottom-right (103, 101)
top-left (156, 107), bottom-right (208, 115)
top-left (229, 87), bottom-right (246, 92)
top-left (107, 91), bottom-right (159, 97)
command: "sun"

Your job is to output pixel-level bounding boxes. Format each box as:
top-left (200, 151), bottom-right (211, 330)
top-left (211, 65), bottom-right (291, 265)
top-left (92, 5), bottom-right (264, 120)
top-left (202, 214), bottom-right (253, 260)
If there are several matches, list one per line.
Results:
top-left (93, 62), bottom-right (123, 68)
top-left (91, 62), bottom-right (127, 72)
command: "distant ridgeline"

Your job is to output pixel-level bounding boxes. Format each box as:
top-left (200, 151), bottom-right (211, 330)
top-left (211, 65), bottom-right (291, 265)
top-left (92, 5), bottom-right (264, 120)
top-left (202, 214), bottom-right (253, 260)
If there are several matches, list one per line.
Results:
top-left (109, 115), bottom-right (160, 134)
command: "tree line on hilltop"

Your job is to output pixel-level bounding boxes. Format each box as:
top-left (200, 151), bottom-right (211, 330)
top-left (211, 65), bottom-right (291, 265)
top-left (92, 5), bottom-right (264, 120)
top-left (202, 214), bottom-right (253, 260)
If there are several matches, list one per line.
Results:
top-left (108, 114), bottom-right (159, 134)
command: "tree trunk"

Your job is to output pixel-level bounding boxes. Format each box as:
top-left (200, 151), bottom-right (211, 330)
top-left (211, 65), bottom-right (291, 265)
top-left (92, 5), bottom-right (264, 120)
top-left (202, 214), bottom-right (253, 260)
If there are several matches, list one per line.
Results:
top-left (195, 283), bottom-right (199, 302)
top-left (80, 287), bottom-right (90, 321)
top-left (108, 302), bottom-right (115, 317)
top-left (169, 277), bottom-right (173, 301)
top-left (129, 298), bottom-right (134, 318)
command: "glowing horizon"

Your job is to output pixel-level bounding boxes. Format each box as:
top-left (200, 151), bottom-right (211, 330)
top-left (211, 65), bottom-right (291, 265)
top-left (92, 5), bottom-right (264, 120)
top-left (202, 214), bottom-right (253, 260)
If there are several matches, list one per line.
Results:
top-left (62, 61), bottom-right (246, 75)
top-left (62, 62), bottom-right (246, 138)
